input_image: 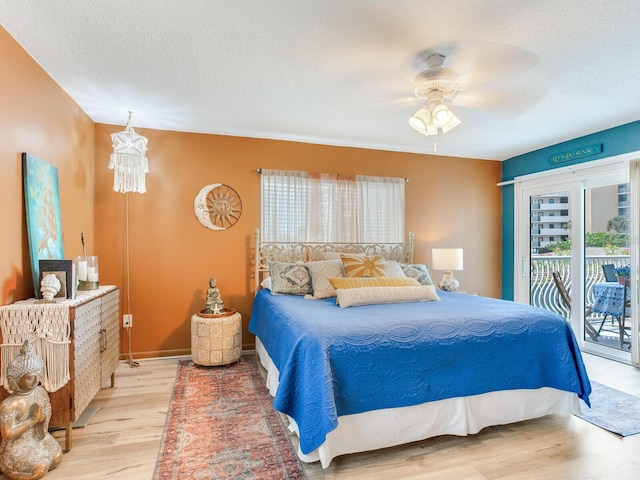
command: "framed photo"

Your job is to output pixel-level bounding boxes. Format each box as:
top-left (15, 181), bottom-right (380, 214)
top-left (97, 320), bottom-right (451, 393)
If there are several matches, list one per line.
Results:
top-left (23, 153), bottom-right (65, 295)
top-left (39, 259), bottom-right (74, 299)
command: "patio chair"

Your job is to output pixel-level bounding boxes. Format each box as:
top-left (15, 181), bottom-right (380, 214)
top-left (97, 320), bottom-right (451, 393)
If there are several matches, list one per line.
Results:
top-left (618, 278), bottom-right (632, 349)
top-left (602, 263), bottom-right (618, 282)
top-left (552, 271), bottom-right (599, 341)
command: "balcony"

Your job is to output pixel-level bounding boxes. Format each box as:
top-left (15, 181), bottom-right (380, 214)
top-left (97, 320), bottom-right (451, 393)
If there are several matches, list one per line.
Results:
top-left (539, 228), bottom-right (569, 236)
top-left (539, 216), bottom-right (570, 223)
top-left (531, 255), bottom-right (629, 350)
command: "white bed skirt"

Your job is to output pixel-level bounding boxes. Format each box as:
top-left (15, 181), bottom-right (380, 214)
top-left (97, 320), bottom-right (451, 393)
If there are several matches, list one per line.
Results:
top-left (255, 338), bottom-right (582, 468)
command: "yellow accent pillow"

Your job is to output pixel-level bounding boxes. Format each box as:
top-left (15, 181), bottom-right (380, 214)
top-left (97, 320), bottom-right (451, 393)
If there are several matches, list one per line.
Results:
top-left (340, 254), bottom-right (387, 277)
top-left (329, 276), bottom-right (420, 289)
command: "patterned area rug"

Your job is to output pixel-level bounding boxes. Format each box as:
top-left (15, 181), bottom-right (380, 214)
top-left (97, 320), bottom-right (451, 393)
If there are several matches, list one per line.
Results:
top-left (577, 381), bottom-right (640, 436)
top-left (153, 355), bottom-right (308, 479)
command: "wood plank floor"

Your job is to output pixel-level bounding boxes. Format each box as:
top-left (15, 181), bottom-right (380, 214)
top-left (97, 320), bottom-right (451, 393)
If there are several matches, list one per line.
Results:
top-left (12, 353), bottom-right (640, 480)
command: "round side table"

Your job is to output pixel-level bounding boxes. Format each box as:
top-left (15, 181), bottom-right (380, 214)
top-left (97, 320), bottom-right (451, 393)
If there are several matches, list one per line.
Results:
top-left (191, 308), bottom-right (242, 366)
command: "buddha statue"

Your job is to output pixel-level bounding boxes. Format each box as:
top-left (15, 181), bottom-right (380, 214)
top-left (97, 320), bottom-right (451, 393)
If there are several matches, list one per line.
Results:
top-left (0, 341), bottom-right (63, 480)
top-left (204, 277), bottom-right (224, 315)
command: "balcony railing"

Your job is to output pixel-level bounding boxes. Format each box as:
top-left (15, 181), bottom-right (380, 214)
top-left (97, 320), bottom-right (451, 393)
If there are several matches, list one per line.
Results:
top-left (531, 255), bottom-right (628, 318)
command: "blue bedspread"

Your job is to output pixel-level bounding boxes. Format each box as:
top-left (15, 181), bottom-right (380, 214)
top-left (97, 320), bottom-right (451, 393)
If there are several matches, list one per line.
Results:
top-left (248, 290), bottom-right (591, 454)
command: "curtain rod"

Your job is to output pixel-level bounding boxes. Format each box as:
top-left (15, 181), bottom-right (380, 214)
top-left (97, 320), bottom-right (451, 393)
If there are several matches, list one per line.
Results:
top-left (256, 168), bottom-right (408, 182)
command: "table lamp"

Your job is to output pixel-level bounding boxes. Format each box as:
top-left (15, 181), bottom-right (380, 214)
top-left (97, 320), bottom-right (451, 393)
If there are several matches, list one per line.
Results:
top-left (432, 248), bottom-right (463, 292)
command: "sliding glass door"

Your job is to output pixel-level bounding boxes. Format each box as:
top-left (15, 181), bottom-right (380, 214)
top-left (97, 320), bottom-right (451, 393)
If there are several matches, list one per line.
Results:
top-left (514, 157), bottom-right (637, 365)
top-left (582, 177), bottom-right (631, 360)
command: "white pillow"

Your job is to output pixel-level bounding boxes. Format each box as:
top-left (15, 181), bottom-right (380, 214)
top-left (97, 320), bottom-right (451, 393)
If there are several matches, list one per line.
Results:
top-left (260, 277), bottom-right (272, 290)
top-left (383, 260), bottom-right (405, 277)
top-left (306, 260), bottom-right (345, 298)
top-left (335, 285), bottom-right (440, 308)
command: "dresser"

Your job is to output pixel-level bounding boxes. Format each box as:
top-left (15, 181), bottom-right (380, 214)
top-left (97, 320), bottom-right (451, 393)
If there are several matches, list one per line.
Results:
top-left (0, 286), bottom-right (120, 451)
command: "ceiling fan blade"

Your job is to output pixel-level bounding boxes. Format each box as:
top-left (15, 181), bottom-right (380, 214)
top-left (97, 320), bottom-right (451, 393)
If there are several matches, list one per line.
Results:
top-left (454, 47), bottom-right (540, 90)
top-left (414, 41), bottom-right (540, 91)
top-left (453, 88), bottom-right (543, 116)
top-left (375, 96), bottom-right (422, 108)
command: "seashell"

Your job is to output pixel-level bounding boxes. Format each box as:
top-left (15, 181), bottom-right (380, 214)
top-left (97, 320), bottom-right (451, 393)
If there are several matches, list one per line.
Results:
top-left (40, 274), bottom-right (61, 301)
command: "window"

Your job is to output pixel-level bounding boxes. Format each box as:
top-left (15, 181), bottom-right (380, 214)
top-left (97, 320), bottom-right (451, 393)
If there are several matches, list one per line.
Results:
top-left (260, 169), bottom-right (405, 243)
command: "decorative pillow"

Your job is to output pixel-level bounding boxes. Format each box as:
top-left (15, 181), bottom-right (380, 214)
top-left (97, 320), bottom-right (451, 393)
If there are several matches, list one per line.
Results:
top-left (260, 277), bottom-right (272, 290)
top-left (401, 264), bottom-right (434, 285)
top-left (305, 260), bottom-right (345, 298)
top-left (329, 276), bottom-right (419, 289)
top-left (383, 260), bottom-right (406, 277)
top-left (322, 251), bottom-right (343, 260)
top-left (341, 254), bottom-right (387, 277)
top-left (336, 285), bottom-right (441, 308)
top-left (268, 262), bottom-right (312, 295)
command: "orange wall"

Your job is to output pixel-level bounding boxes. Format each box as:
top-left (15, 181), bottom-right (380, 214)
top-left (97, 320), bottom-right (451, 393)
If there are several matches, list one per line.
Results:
top-left (0, 27), bottom-right (95, 305)
top-left (1, 25), bottom-right (502, 359)
top-left (94, 126), bottom-right (503, 357)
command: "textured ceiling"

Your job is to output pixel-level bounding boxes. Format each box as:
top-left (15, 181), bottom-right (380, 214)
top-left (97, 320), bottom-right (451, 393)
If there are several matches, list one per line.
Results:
top-left (2, 1), bottom-right (640, 160)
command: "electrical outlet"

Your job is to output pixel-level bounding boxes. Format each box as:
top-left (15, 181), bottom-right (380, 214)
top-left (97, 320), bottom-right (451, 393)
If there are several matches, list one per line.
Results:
top-left (123, 314), bottom-right (133, 328)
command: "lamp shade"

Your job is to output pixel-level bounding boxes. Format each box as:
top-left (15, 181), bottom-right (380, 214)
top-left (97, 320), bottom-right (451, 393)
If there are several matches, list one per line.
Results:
top-left (439, 111), bottom-right (461, 133)
top-left (431, 103), bottom-right (452, 125)
top-left (432, 248), bottom-right (463, 271)
top-left (409, 107), bottom-right (432, 135)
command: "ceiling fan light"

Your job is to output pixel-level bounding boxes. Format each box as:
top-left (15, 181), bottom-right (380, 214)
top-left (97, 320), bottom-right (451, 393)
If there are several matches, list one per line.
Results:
top-left (409, 107), bottom-right (431, 134)
top-left (440, 111), bottom-right (461, 133)
top-left (431, 103), bottom-right (452, 126)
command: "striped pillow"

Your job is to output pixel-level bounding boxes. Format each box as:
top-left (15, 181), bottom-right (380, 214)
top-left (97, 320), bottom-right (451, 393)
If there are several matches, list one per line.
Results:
top-left (341, 254), bottom-right (387, 277)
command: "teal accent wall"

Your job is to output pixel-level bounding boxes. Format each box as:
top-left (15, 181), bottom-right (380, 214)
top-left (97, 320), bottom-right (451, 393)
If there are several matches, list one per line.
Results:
top-left (501, 120), bottom-right (640, 300)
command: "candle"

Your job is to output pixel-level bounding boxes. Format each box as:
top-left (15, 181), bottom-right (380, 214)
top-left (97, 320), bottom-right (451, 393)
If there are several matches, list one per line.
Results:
top-left (87, 267), bottom-right (98, 282)
top-left (77, 260), bottom-right (88, 281)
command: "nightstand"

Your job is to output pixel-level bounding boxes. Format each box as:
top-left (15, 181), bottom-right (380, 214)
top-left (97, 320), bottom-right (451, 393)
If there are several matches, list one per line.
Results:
top-left (191, 309), bottom-right (242, 366)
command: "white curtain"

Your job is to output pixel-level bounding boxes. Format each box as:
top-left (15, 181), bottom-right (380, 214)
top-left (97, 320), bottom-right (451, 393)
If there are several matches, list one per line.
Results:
top-left (260, 169), bottom-right (405, 243)
top-left (307, 173), bottom-right (359, 243)
top-left (357, 175), bottom-right (405, 243)
top-left (628, 159), bottom-right (640, 366)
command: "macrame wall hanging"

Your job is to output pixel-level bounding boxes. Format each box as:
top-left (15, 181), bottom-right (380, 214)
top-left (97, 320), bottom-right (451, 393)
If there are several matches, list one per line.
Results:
top-left (0, 303), bottom-right (71, 392)
top-left (108, 111), bottom-right (149, 194)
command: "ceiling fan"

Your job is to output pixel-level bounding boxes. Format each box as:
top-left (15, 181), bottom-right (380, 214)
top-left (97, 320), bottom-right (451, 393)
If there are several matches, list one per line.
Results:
top-left (409, 53), bottom-right (462, 136)
top-left (406, 45), bottom-right (540, 138)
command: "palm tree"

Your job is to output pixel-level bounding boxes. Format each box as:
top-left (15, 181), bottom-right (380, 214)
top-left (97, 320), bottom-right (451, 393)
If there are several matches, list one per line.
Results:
top-left (607, 215), bottom-right (629, 233)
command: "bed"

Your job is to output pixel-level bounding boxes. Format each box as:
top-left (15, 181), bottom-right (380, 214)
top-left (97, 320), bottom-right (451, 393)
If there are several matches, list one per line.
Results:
top-left (248, 230), bottom-right (592, 468)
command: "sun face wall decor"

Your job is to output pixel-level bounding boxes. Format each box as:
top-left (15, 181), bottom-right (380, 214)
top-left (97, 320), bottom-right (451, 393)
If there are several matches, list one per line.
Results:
top-left (193, 183), bottom-right (242, 230)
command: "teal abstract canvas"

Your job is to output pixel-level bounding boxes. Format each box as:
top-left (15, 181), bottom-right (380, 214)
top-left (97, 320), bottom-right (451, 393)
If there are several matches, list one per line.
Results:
top-left (23, 153), bottom-right (64, 295)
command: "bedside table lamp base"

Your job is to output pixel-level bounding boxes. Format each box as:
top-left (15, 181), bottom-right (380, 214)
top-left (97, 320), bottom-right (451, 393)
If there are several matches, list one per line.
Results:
top-left (438, 271), bottom-right (460, 292)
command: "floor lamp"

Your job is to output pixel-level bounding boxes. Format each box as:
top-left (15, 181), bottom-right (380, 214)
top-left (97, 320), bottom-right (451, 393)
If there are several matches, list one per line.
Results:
top-left (109, 111), bottom-right (148, 367)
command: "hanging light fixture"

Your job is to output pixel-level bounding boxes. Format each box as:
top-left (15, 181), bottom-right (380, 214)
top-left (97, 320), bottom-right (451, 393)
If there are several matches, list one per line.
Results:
top-left (409, 53), bottom-right (461, 137)
top-left (108, 111), bottom-right (148, 368)
top-left (409, 95), bottom-right (461, 137)
top-left (108, 111), bottom-right (149, 193)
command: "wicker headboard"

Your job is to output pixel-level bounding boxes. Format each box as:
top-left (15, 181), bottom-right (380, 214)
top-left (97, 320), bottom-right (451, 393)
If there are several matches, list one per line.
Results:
top-left (254, 228), bottom-right (414, 293)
